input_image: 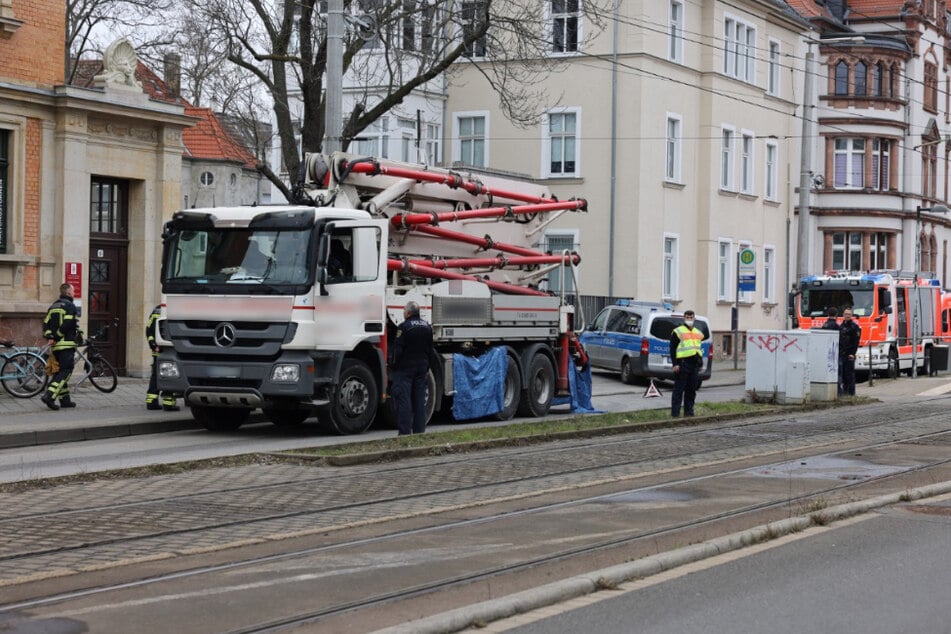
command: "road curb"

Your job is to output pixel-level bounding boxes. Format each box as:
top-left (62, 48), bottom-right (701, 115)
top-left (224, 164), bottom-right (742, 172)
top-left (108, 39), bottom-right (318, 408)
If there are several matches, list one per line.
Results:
top-left (0, 419), bottom-right (203, 450)
top-left (372, 480), bottom-right (951, 634)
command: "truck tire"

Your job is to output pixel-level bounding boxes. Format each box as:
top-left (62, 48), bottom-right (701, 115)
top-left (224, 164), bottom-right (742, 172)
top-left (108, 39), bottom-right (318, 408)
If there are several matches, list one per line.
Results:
top-left (377, 368), bottom-right (437, 429)
top-left (493, 353), bottom-right (522, 421)
top-left (517, 352), bottom-right (555, 418)
top-left (191, 406), bottom-right (250, 431)
top-left (320, 358), bottom-right (378, 435)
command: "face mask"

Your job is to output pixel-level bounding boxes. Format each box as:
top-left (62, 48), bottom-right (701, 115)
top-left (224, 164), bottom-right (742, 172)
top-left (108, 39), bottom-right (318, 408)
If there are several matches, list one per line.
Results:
top-left (684, 319), bottom-right (695, 328)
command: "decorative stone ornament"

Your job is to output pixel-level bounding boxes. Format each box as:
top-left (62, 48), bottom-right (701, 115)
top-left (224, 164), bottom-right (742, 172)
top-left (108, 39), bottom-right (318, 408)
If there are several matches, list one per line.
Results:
top-left (93, 38), bottom-right (143, 91)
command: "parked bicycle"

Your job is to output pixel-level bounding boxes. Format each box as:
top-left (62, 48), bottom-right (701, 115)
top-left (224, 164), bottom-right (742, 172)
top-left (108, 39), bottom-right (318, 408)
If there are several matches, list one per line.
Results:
top-left (0, 340), bottom-right (48, 398)
top-left (38, 324), bottom-right (119, 394)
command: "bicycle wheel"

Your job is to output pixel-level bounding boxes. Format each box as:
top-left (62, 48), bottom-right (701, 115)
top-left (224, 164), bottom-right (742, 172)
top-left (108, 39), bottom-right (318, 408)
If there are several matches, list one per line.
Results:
top-left (86, 355), bottom-right (118, 393)
top-left (1, 352), bottom-right (49, 398)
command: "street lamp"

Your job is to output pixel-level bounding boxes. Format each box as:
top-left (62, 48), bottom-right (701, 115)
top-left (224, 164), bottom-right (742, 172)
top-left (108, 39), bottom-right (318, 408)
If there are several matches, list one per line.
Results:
top-left (912, 203), bottom-right (949, 377)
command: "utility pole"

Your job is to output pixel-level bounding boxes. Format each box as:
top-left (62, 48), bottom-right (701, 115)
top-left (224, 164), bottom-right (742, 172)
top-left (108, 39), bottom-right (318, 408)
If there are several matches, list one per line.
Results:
top-left (795, 44), bottom-right (816, 289)
top-left (325, 0), bottom-right (344, 154)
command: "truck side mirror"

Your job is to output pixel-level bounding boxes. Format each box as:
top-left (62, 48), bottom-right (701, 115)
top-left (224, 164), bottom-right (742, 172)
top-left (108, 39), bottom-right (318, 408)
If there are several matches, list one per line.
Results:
top-left (315, 233), bottom-right (330, 292)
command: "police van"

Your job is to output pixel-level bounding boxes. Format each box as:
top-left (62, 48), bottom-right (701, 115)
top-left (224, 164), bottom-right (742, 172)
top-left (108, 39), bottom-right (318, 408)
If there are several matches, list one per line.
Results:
top-left (580, 300), bottom-right (713, 384)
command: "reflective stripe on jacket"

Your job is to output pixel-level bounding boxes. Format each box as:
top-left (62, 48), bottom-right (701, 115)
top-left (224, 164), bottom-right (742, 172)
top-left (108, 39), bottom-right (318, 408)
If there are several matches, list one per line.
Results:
top-left (673, 325), bottom-right (703, 359)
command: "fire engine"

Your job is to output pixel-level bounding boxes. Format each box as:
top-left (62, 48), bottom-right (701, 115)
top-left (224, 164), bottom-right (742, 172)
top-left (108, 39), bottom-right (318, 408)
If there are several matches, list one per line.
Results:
top-left (790, 271), bottom-right (944, 377)
top-left (154, 152), bottom-right (590, 433)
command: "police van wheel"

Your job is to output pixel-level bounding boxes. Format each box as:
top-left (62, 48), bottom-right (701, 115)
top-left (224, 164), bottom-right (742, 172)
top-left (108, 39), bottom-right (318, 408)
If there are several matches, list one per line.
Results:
top-left (620, 357), bottom-right (637, 385)
top-left (517, 353), bottom-right (555, 418)
top-left (321, 359), bottom-right (378, 435)
top-left (493, 355), bottom-right (522, 421)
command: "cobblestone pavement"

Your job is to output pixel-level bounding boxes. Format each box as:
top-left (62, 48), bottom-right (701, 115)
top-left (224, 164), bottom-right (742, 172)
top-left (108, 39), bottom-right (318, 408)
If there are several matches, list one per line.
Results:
top-left (2, 397), bottom-right (950, 588)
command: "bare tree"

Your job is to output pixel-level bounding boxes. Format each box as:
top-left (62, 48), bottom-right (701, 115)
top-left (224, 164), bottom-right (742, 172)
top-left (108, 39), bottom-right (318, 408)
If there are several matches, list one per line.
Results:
top-left (174, 0), bottom-right (610, 201)
top-left (66, 0), bottom-right (176, 83)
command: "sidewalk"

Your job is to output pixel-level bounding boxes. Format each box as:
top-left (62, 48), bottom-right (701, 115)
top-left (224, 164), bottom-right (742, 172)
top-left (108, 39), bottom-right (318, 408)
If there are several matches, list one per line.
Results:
top-left (3, 359), bottom-right (938, 451)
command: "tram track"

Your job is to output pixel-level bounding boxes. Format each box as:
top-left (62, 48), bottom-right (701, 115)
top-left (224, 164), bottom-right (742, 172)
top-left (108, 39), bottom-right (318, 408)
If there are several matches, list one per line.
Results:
top-left (2, 401), bottom-right (951, 632)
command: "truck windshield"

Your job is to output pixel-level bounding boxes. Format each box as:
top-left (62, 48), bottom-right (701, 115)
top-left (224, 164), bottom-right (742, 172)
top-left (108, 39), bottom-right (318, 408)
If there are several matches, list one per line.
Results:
top-left (801, 288), bottom-right (875, 317)
top-left (163, 228), bottom-right (313, 289)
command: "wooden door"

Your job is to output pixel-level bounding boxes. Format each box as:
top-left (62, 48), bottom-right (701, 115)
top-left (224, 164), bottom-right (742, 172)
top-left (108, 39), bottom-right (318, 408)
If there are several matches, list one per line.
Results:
top-left (87, 243), bottom-right (128, 374)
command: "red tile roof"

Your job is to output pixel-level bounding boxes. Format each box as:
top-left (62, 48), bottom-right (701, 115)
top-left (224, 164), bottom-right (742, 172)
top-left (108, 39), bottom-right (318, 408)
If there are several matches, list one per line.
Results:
top-left (70, 59), bottom-right (256, 168)
top-left (847, 0), bottom-right (906, 19)
top-left (785, 0), bottom-right (833, 19)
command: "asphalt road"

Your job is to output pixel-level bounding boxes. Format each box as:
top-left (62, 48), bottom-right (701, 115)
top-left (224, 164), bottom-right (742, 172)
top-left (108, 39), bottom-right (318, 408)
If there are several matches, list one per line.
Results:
top-left (489, 496), bottom-right (951, 634)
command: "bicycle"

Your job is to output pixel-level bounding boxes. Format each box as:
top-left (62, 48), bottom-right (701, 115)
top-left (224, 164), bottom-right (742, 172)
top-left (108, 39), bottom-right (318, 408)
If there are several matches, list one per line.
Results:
top-left (0, 340), bottom-right (48, 398)
top-left (38, 324), bottom-right (119, 394)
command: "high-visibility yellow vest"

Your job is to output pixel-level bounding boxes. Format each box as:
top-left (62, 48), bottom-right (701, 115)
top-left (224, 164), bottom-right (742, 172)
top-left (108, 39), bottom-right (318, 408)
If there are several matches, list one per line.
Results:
top-left (674, 325), bottom-right (703, 359)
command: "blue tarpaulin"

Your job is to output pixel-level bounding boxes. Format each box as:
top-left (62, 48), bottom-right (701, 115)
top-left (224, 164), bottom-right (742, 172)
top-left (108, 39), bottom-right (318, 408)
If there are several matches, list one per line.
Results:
top-left (452, 347), bottom-right (507, 420)
top-left (552, 361), bottom-right (603, 414)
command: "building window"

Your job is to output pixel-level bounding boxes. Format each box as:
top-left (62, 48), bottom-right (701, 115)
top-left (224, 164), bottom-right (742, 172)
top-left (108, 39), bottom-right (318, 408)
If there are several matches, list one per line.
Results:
top-left (854, 61), bottom-right (867, 96)
top-left (425, 123), bottom-right (441, 164)
top-left (461, 1), bottom-right (488, 57)
top-left (546, 109), bottom-right (579, 177)
top-left (831, 231), bottom-right (864, 271)
top-left (544, 232), bottom-right (577, 292)
top-left (0, 129), bottom-right (7, 254)
top-left (400, 0), bottom-right (417, 51)
top-left (925, 61), bottom-right (938, 111)
top-left (353, 119), bottom-right (387, 158)
top-left (872, 138), bottom-right (890, 191)
top-left (663, 234), bottom-right (678, 299)
top-left (765, 140), bottom-right (778, 200)
top-left (718, 239), bottom-right (732, 301)
top-left (551, 0), bottom-right (580, 54)
top-left (767, 40), bottom-right (780, 95)
top-left (872, 62), bottom-right (884, 96)
top-left (721, 127), bottom-right (735, 190)
top-left (199, 171), bottom-right (214, 186)
top-left (669, 1), bottom-right (684, 63)
top-left (666, 114), bottom-right (681, 182)
top-left (763, 246), bottom-right (776, 303)
top-left (834, 60), bottom-right (849, 95)
top-left (456, 113), bottom-right (486, 167)
top-left (740, 132), bottom-right (754, 194)
top-left (923, 139), bottom-right (937, 198)
top-left (90, 178), bottom-right (128, 236)
top-left (421, 3), bottom-right (438, 53)
top-left (723, 17), bottom-right (755, 83)
top-left (870, 232), bottom-right (888, 270)
top-left (833, 138), bottom-right (865, 189)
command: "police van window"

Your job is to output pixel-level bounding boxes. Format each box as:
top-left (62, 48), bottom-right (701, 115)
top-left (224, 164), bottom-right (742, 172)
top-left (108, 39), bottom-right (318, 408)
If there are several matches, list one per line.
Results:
top-left (606, 309), bottom-right (629, 333)
top-left (625, 315), bottom-right (641, 334)
top-left (590, 308), bottom-right (610, 331)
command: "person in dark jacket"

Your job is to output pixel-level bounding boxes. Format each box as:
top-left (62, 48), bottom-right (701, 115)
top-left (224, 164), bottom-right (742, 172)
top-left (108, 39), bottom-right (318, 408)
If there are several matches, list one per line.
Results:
top-left (821, 307), bottom-right (840, 331)
top-left (389, 300), bottom-right (434, 435)
top-left (41, 283), bottom-right (80, 410)
top-left (669, 310), bottom-right (706, 417)
top-left (145, 305), bottom-right (179, 411)
top-left (838, 308), bottom-right (862, 396)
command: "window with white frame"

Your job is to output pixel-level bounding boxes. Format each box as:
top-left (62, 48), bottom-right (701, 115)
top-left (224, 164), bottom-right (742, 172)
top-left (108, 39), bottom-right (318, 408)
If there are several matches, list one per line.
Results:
top-left (400, 0), bottom-right (417, 50)
top-left (738, 242), bottom-right (753, 302)
top-left (723, 16), bottom-right (755, 83)
top-left (425, 123), bottom-right (441, 164)
top-left (763, 246), bottom-right (776, 303)
top-left (455, 113), bottom-right (487, 167)
top-left (545, 109), bottom-right (579, 177)
top-left (461, 0), bottom-right (488, 57)
top-left (666, 114), bottom-right (682, 182)
top-left (767, 40), bottom-right (780, 95)
top-left (831, 231), bottom-right (863, 271)
top-left (663, 234), bottom-right (679, 299)
top-left (740, 132), bottom-right (754, 194)
top-left (871, 138), bottom-right (890, 191)
top-left (833, 137), bottom-right (865, 189)
top-left (551, 0), bottom-right (580, 54)
top-left (353, 118), bottom-right (388, 158)
top-left (718, 240), bottom-right (733, 301)
top-left (765, 140), bottom-right (778, 200)
top-left (669, 1), bottom-right (684, 63)
top-left (721, 127), bottom-right (735, 190)
top-left (544, 231), bottom-right (577, 292)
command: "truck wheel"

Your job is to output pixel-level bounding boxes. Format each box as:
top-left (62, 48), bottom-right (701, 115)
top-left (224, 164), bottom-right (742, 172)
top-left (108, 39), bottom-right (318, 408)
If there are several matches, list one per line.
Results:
top-left (191, 406), bottom-right (249, 431)
top-left (887, 348), bottom-right (899, 379)
top-left (493, 355), bottom-right (522, 421)
top-left (320, 359), bottom-right (378, 435)
top-left (620, 357), bottom-right (637, 385)
top-left (377, 368), bottom-right (437, 429)
top-left (266, 408), bottom-right (311, 427)
top-left (517, 352), bottom-right (555, 418)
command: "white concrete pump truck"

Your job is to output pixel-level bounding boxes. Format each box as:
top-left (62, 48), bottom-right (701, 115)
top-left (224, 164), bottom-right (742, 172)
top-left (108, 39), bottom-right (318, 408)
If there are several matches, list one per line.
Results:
top-left (155, 152), bottom-right (591, 434)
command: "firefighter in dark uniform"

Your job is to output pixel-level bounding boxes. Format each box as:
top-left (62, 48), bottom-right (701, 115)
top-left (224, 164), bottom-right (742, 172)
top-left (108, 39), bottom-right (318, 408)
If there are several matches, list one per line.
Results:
top-left (146, 305), bottom-right (179, 411)
top-left (669, 309), bottom-right (706, 418)
top-left (41, 283), bottom-right (80, 410)
top-left (389, 300), bottom-right (433, 435)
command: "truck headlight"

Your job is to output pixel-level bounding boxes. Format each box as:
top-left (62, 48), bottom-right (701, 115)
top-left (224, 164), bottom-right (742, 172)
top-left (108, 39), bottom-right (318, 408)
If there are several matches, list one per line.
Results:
top-left (158, 361), bottom-right (180, 379)
top-left (271, 364), bottom-right (300, 383)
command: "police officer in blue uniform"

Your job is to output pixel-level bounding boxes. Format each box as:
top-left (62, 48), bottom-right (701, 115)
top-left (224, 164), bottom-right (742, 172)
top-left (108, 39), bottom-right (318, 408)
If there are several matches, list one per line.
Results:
top-left (390, 300), bottom-right (433, 435)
